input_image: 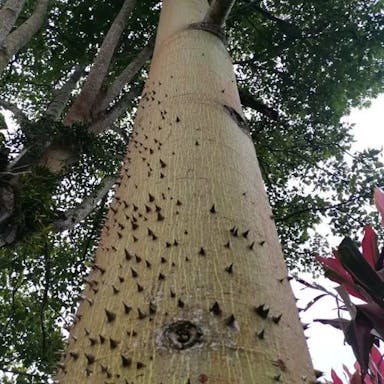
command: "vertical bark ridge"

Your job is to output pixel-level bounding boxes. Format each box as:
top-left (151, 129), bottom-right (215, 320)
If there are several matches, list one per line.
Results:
top-left (57, 0), bottom-right (315, 382)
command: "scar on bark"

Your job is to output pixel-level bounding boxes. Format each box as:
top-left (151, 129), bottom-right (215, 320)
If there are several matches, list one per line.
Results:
top-left (187, 22), bottom-right (227, 44)
top-left (223, 105), bottom-right (250, 135)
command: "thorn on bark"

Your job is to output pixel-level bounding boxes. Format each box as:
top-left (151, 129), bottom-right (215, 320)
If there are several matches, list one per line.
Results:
top-left (137, 283), bottom-right (144, 292)
top-left (121, 355), bottom-right (132, 367)
top-left (254, 305), bottom-right (269, 319)
top-left (125, 249), bottom-right (133, 261)
top-left (109, 338), bottom-right (119, 349)
top-left (138, 308), bottom-right (146, 319)
top-left (131, 268), bottom-right (138, 278)
top-left (105, 309), bottom-right (116, 322)
top-left (272, 314), bottom-right (283, 324)
top-left (225, 314), bottom-right (237, 329)
top-left (85, 353), bottom-right (95, 365)
top-left (123, 302), bottom-right (132, 314)
top-left (224, 264), bottom-right (233, 274)
top-left (137, 362), bottom-right (146, 369)
top-left (230, 226), bottom-right (238, 237)
top-left (210, 301), bottom-right (222, 316)
top-left (149, 301), bottom-right (157, 315)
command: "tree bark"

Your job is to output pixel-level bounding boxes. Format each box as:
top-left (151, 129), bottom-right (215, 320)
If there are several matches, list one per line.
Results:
top-left (56, 0), bottom-right (315, 383)
top-left (0, 0), bottom-right (26, 45)
top-left (45, 65), bottom-right (84, 121)
top-left (0, 0), bottom-right (49, 73)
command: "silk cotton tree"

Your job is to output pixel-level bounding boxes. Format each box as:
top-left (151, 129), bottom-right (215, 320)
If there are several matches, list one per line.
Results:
top-left (56, 0), bottom-right (315, 383)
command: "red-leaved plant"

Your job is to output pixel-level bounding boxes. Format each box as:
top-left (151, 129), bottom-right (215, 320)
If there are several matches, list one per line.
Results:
top-left (325, 345), bottom-right (384, 384)
top-left (315, 187), bottom-right (384, 383)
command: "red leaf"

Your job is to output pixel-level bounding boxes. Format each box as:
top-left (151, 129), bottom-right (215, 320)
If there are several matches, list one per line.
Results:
top-left (357, 303), bottom-right (384, 340)
top-left (331, 369), bottom-right (344, 384)
top-left (374, 187), bottom-right (384, 225)
top-left (317, 254), bottom-right (366, 300)
top-left (361, 226), bottom-right (379, 269)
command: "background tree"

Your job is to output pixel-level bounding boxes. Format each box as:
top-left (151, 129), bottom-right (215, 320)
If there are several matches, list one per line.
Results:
top-left (0, 0), bottom-right (382, 380)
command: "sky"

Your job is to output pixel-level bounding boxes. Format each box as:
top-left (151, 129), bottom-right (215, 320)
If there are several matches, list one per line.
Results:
top-left (294, 94), bottom-right (384, 382)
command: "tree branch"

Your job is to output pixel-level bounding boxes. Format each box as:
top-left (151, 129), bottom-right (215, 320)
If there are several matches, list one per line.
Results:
top-left (53, 175), bottom-right (116, 232)
top-left (275, 192), bottom-right (371, 223)
top-left (89, 86), bottom-right (141, 134)
top-left (204, 0), bottom-right (236, 28)
top-left (45, 65), bottom-right (84, 121)
top-left (64, 0), bottom-right (136, 125)
top-left (238, 88), bottom-right (279, 121)
top-left (0, 0), bottom-right (26, 44)
top-left (231, 1), bottom-right (301, 37)
top-left (95, 36), bottom-right (154, 114)
top-left (0, 0), bottom-right (49, 73)
top-left (0, 97), bottom-right (27, 124)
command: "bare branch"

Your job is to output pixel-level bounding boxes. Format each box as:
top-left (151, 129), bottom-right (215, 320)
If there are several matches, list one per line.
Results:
top-left (53, 175), bottom-right (117, 232)
top-left (95, 37), bottom-right (154, 114)
top-left (238, 88), bottom-right (279, 121)
top-left (0, 0), bottom-right (26, 44)
top-left (0, 97), bottom-right (27, 123)
top-left (89, 86), bottom-right (141, 134)
top-left (0, 0), bottom-right (49, 73)
top-left (45, 65), bottom-right (84, 121)
top-left (230, 2), bottom-right (301, 37)
top-left (64, 0), bottom-right (136, 126)
top-left (204, 0), bottom-right (236, 28)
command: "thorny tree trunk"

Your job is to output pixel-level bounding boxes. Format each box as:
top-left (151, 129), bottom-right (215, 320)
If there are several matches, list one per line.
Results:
top-left (56, 0), bottom-right (315, 383)
top-left (0, 0), bottom-right (49, 73)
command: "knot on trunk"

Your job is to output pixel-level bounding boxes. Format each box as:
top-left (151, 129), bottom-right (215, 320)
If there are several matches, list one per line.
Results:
top-left (161, 321), bottom-right (204, 350)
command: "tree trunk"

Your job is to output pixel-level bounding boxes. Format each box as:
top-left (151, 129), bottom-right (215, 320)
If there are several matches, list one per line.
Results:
top-left (56, 1), bottom-right (315, 383)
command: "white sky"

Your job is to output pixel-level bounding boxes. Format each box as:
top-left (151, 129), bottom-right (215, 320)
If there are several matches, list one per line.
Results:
top-left (295, 94), bottom-right (384, 382)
